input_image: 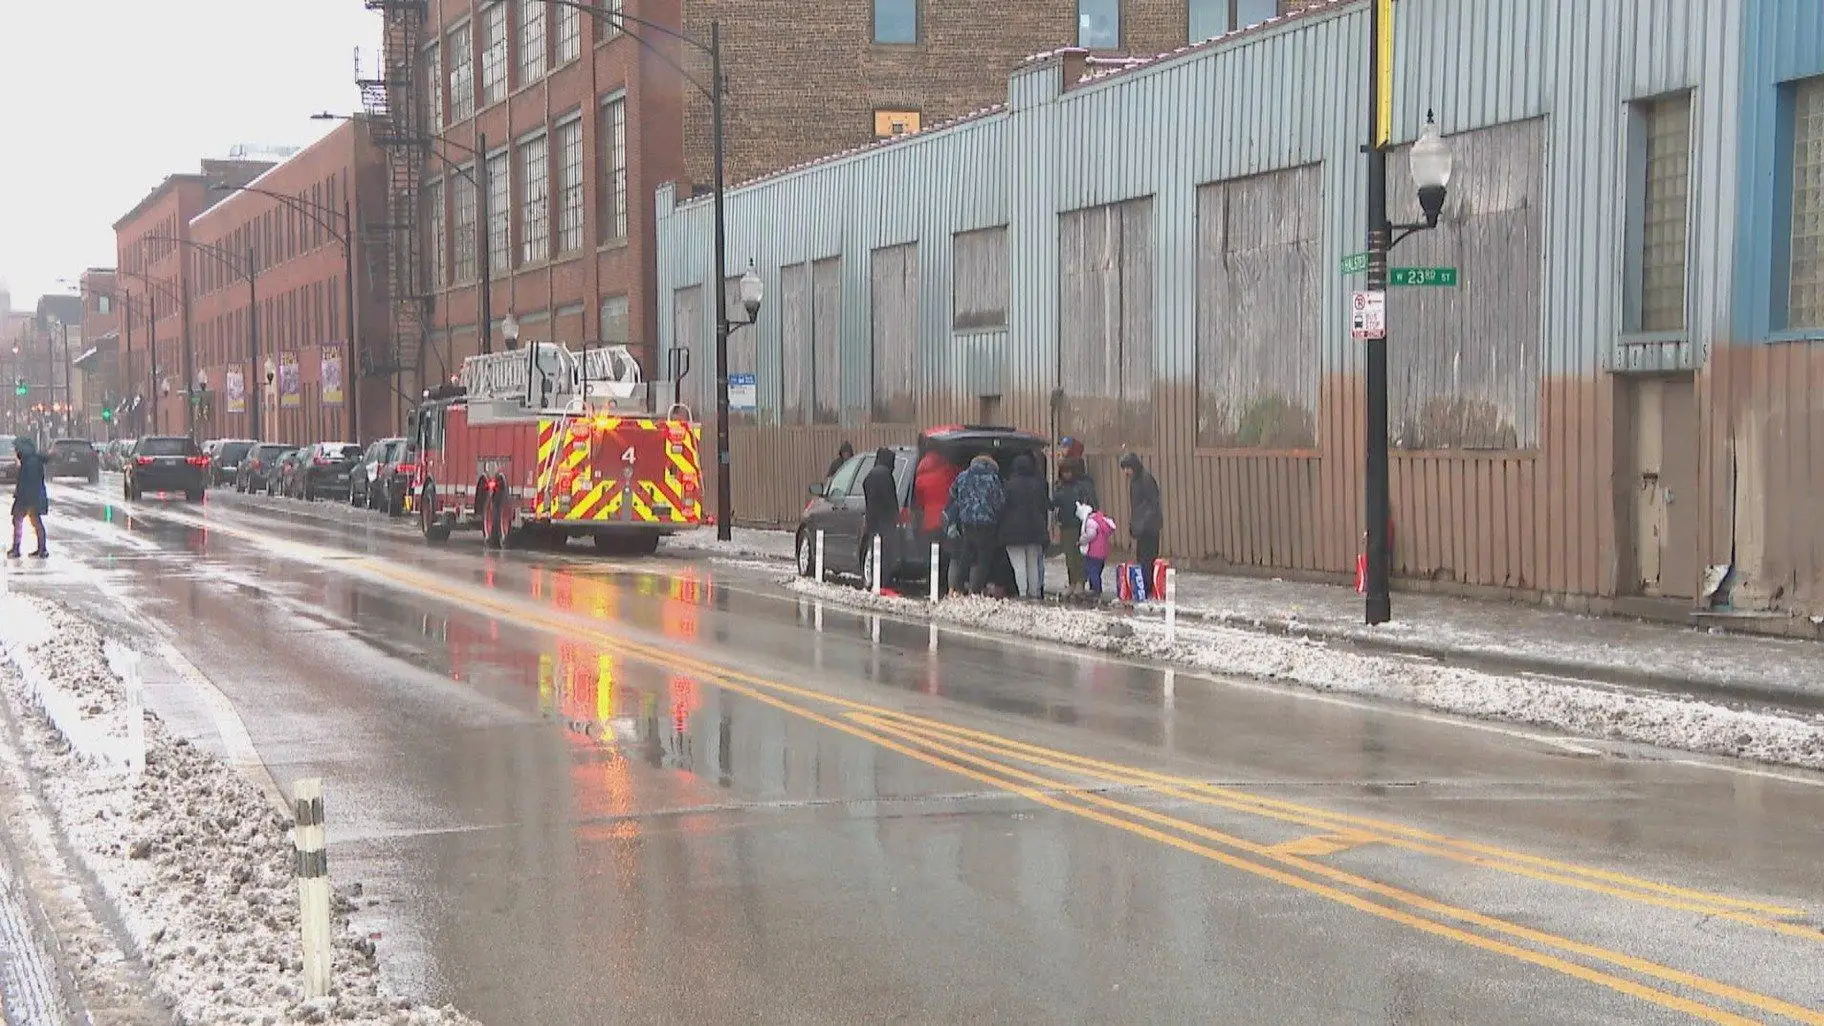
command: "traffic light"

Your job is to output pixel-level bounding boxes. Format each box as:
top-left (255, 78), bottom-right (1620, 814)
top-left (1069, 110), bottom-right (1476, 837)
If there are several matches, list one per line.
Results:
top-left (101, 406), bottom-right (113, 423)
top-left (12, 378), bottom-right (24, 397)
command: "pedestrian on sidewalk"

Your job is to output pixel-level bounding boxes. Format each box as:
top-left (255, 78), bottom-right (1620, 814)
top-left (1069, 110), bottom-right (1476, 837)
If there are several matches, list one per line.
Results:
top-left (9, 437), bottom-right (49, 559)
top-left (859, 447), bottom-right (899, 587)
top-left (1077, 501), bottom-right (1116, 599)
top-left (915, 448), bottom-right (963, 594)
top-left (1050, 456), bottom-right (1098, 597)
top-left (1000, 454), bottom-right (1049, 599)
top-left (1118, 451), bottom-right (1162, 587)
top-left (944, 454), bottom-right (1005, 595)
top-left (826, 441), bottom-right (854, 478)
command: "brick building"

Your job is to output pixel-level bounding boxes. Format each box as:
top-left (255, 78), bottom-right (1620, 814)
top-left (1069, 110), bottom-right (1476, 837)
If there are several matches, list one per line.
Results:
top-left (113, 158), bottom-right (275, 437)
top-left (186, 120), bottom-right (390, 445)
top-left (402, 0), bottom-right (1313, 401)
top-left (74, 268), bottom-right (123, 438)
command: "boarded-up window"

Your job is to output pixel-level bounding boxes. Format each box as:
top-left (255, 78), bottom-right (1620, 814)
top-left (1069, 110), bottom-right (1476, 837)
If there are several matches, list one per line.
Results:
top-left (1194, 164), bottom-right (1321, 448)
top-left (1058, 197), bottom-right (1155, 442)
top-left (673, 285), bottom-right (701, 406)
top-left (780, 263), bottom-right (812, 425)
top-left (1790, 75), bottom-right (1824, 330)
top-left (953, 227), bottom-right (1008, 330)
top-left (870, 243), bottom-right (919, 423)
top-left (812, 257), bottom-right (842, 424)
top-left (1638, 93), bottom-right (1691, 332)
top-left (599, 294), bottom-right (628, 346)
top-left (1387, 118), bottom-right (1543, 450)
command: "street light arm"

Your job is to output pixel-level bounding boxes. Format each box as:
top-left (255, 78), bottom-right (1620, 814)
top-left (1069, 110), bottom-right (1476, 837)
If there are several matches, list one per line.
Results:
top-left (213, 184), bottom-right (348, 245)
top-left (423, 146), bottom-right (479, 187)
top-left (114, 268), bottom-right (183, 305)
top-left (142, 234), bottom-right (253, 279)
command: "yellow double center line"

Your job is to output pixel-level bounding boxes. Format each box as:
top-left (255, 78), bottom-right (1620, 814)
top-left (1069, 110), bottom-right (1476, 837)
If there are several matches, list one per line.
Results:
top-left (95, 507), bottom-right (1823, 1023)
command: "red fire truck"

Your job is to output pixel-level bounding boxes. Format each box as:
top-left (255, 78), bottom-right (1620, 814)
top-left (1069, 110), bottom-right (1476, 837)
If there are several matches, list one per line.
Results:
top-left (405, 342), bottom-right (704, 553)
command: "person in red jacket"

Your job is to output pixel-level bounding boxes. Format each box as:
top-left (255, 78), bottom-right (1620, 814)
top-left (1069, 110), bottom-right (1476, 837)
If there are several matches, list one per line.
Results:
top-left (913, 449), bottom-right (962, 592)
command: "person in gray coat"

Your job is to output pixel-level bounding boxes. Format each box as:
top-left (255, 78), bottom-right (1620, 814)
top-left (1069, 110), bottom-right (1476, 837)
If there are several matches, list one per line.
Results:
top-left (1118, 452), bottom-right (1162, 588)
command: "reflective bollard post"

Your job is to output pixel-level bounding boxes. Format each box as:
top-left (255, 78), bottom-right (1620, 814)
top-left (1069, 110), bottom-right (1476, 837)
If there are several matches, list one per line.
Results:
top-left (292, 778), bottom-right (332, 999)
top-left (814, 529), bottom-right (825, 582)
top-left (870, 533), bottom-right (883, 595)
top-left (928, 543), bottom-right (940, 603)
top-left (1164, 568), bottom-right (1178, 644)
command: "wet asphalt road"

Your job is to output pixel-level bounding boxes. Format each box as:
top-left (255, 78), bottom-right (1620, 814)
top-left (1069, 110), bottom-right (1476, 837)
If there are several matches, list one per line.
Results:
top-left (9, 475), bottom-right (1824, 1024)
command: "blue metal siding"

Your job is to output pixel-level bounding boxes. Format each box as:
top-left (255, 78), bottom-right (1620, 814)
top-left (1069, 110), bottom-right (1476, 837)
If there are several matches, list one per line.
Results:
top-left (1734, 0), bottom-right (1824, 341)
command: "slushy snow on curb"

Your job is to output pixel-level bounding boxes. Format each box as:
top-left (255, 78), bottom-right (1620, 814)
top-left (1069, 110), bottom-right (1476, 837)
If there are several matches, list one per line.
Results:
top-left (786, 579), bottom-right (1824, 771)
top-left (0, 596), bottom-right (484, 1026)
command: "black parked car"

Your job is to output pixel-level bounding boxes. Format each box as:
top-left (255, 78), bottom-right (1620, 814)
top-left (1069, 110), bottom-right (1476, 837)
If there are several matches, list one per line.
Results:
top-left (236, 443), bottom-right (294, 493)
top-left (46, 439), bottom-right (101, 483)
top-left (350, 437), bottom-right (406, 509)
top-left (794, 425), bottom-right (1048, 587)
top-left (124, 436), bottom-right (207, 501)
top-left (292, 442), bottom-right (364, 501)
top-left (206, 438), bottom-right (258, 486)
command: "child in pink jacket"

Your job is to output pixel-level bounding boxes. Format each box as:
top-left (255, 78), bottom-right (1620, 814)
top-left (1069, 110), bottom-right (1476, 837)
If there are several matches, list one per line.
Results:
top-left (1076, 501), bottom-right (1116, 598)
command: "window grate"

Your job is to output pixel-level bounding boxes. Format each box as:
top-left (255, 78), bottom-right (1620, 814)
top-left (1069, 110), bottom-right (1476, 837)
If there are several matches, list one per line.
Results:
top-left (1791, 76), bottom-right (1824, 330)
top-left (1640, 93), bottom-right (1691, 332)
top-left (517, 0), bottom-right (546, 85)
top-left (480, 3), bottom-right (507, 105)
top-left (519, 134), bottom-right (550, 265)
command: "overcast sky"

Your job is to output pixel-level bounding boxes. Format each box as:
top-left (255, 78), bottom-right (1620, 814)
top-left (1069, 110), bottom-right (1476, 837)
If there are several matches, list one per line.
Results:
top-left (0, 1), bottom-right (381, 312)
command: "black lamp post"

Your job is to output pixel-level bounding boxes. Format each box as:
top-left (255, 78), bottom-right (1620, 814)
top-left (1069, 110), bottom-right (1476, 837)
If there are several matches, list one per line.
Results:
top-left (1362, 36), bottom-right (1454, 631)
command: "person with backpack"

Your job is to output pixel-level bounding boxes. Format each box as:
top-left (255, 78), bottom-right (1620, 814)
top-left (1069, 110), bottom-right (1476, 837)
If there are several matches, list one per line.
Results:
top-left (1076, 501), bottom-right (1116, 599)
top-left (9, 437), bottom-right (49, 559)
top-left (999, 454), bottom-right (1049, 599)
top-left (944, 454), bottom-right (1005, 595)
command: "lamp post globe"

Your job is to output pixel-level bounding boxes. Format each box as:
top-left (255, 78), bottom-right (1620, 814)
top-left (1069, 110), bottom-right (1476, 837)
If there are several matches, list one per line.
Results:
top-left (502, 314), bottom-right (521, 350)
top-left (1410, 113), bottom-right (1454, 226)
top-left (738, 262), bottom-right (764, 320)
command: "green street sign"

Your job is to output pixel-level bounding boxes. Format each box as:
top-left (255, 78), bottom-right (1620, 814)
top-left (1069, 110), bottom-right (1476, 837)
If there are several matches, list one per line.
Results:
top-left (1340, 252), bottom-right (1369, 275)
top-left (1391, 266), bottom-right (1459, 287)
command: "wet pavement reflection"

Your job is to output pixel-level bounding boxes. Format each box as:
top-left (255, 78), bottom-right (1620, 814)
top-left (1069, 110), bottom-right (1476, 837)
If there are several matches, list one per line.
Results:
top-left (16, 479), bottom-right (1824, 1025)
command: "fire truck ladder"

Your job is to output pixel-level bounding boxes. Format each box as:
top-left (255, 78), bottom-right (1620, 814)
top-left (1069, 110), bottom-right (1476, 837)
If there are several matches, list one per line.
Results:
top-left (361, 0), bottom-right (430, 404)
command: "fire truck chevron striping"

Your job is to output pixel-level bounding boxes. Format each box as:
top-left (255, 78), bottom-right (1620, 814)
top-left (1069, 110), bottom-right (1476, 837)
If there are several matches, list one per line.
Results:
top-left (409, 342), bottom-right (704, 553)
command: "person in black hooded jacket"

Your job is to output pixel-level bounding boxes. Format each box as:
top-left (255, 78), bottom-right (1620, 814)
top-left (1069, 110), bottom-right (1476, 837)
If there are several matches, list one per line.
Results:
top-left (1000, 454), bottom-right (1049, 599)
top-left (859, 447), bottom-right (899, 586)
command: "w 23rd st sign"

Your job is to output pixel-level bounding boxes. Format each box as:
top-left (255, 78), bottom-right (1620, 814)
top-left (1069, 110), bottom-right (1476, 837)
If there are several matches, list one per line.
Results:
top-left (1339, 254), bottom-right (1459, 287)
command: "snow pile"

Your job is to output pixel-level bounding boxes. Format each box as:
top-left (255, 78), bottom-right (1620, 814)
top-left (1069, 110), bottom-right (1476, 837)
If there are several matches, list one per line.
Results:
top-left (0, 597), bottom-right (482, 1026)
top-left (786, 579), bottom-right (1824, 770)
top-left (662, 526), bottom-right (796, 563)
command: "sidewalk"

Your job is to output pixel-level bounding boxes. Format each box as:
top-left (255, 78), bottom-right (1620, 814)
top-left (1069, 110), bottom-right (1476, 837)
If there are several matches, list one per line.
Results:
top-left (663, 527), bottom-right (1824, 713)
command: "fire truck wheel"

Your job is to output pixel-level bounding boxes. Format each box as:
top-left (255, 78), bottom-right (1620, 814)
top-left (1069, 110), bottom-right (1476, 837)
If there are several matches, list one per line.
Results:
top-left (420, 485), bottom-right (451, 544)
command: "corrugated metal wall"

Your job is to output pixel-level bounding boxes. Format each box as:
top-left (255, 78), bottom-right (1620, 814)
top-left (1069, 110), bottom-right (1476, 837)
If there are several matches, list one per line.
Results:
top-left (656, 0), bottom-right (1765, 606)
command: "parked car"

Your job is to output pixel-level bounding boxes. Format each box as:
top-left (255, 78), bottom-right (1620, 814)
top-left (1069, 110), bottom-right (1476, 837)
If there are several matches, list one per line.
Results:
top-left (0, 435), bottom-right (16, 486)
top-left (235, 443), bottom-right (294, 493)
top-left (46, 438), bottom-right (101, 482)
top-left (289, 442), bottom-right (364, 501)
top-left (124, 436), bottom-right (207, 501)
top-left (272, 449), bottom-right (309, 497)
top-left (372, 441), bottom-right (419, 517)
top-left (350, 437), bottom-right (406, 509)
top-left (205, 438), bottom-right (258, 486)
top-left (794, 425), bottom-right (1048, 587)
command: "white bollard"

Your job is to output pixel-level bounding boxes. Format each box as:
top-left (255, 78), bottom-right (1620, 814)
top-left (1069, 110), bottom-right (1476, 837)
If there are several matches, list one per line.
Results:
top-left (870, 614), bottom-right (881, 645)
top-left (814, 530), bottom-right (825, 582)
top-left (124, 654), bottom-right (145, 778)
top-left (293, 778), bottom-right (332, 999)
top-left (1164, 568), bottom-right (1178, 644)
top-left (928, 543), bottom-right (941, 603)
top-left (928, 622), bottom-right (938, 652)
top-left (870, 533), bottom-right (883, 595)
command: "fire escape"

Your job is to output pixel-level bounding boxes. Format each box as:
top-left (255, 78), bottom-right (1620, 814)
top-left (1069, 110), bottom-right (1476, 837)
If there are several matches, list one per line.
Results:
top-left (360, 0), bottom-right (432, 401)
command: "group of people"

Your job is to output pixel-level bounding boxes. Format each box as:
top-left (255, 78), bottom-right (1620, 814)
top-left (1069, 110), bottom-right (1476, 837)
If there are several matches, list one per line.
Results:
top-left (834, 437), bottom-right (1163, 602)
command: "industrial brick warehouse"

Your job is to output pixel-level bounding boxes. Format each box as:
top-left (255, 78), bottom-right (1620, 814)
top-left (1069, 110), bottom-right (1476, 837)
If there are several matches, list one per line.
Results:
top-left (656, 0), bottom-right (1824, 624)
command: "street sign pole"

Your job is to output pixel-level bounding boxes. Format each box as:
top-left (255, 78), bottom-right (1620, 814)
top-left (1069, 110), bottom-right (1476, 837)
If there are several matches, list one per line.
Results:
top-left (1363, 0), bottom-right (1395, 627)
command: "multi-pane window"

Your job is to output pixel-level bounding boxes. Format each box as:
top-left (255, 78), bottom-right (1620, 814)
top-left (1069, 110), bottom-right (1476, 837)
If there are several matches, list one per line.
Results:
top-left (517, 0), bottom-right (546, 85)
top-left (519, 134), bottom-right (550, 264)
top-left (425, 180), bottom-right (447, 288)
top-left (555, 117), bottom-right (585, 252)
top-left (599, 295), bottom-right (629, 346)
top-left (448, 22), bottom-right (475, 122)
top-left (599, 94), bottom-right (628, 242)
top-left (480, 2), bottom-right (507, 105)
top-left (1189, 0), bottom-right (1278, 41)
top-left (425, 43), bottom-right (444, 130)
top-left (555, 2), bottom-right (580, 63)
top-left (874, 0), bottom-right (916, 43)
top-left (598, 0), bottom-right (623, 40)
top-left (453, 170), bottom-right (478, 281)
top-left (486, 149), bottom-right (510, 269)
top-left (1640, 93), bottom-right (1691, 331)
top-left (1790, 76), bottom-right (1824, 329)
top-left (1077, 0), bottom-right (1120, 48)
